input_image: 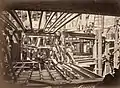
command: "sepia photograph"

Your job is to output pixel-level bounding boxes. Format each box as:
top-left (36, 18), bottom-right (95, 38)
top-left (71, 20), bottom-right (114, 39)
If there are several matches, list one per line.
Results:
top-left (0, 0), bottom-right (120, 88)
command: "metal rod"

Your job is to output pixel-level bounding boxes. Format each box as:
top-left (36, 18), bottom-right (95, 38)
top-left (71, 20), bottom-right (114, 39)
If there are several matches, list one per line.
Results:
top-left (44, 12), bottom-right (56, 29)
top-left (38, 11), bottom-right (43, 29)
top-left (8, 10), bottom-right (26, 31)
top-left (28, 11), bottom-right (33, 31)
top-left (53, 14), bottom-right (80, 33)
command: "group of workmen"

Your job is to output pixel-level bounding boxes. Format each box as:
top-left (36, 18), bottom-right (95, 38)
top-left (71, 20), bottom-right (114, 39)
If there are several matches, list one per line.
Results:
top-left (22, 31), bottom-right (76, 69)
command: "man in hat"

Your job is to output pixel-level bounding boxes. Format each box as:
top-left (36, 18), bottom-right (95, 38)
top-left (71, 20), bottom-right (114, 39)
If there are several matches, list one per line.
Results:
top-left (102, 55), bottom-right (112, 77)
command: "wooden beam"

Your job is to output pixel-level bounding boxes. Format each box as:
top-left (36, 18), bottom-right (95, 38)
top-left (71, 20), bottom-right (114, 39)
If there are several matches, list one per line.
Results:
top-left (16, 63), bottom-right (25, 78)
top-left (47, 12), bottom-right (67, 32)
top-left (54, 66), bottom-right (68, 80)
top-left (63, 65), bottom-right (79, 79)
top-left (44, 12), bottom-right (56, 29)
top-left (38, 11), bottom-right (43, 29)
top-left (71, 64), bottom-right (102, 78)
top-left (40, 12), bottom-right (46, 29)
top-left (0, 14), bottom-right (18, 31)
top-left (66, 64), bottom-right (92, 79)
top-left (53, 14), bottom-right (80, 33)
top-left (8, 10), bottom-right (26, 31)
top-left (28, 11), bottom-right (33, 31)
top-left (29, 78), bottom-right (103, 86)
top-left (0, 18), bottom-right (19, 42)
top-left (46, 65), bottom-right (56, 81)
top-left (53, 13), bottom-right (73, 31)
top-left (38, 63), bottom-right (42, 79)
top-left (114, 18), bottom-right (119, 68)
top-left (25, 65), bottom-right (34, 84)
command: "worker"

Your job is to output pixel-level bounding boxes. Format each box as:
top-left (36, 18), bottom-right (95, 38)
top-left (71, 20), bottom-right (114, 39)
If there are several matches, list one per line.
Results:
top-left (108, 52), bottom-right (114, 73)
top-left (66, 43), bottom-right (75, 64)
top-left (95, 74), bottom-right (114, 88)
top-left (102, 55), bottom-right (111, 76)
top-left (22, 49), bottom-right (27, 60)
top-left (27, 49), bottom-right (31, 60)
top-left (117, 56), bottom-right (120, 69)
top-left (32, 48), bottom-right (37, 60)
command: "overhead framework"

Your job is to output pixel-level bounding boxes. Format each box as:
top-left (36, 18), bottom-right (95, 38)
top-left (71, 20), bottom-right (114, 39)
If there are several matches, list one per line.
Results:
top-left (0, 10), bottom-right (104, 87)
top-left (1, 0), bottom-right (120, 88)
top-left (8, 10), bottom-right (26, 31)
top-left (1, 0), bottom-right (120, 16)
top-left (0, 10), bottom-right (81, 34)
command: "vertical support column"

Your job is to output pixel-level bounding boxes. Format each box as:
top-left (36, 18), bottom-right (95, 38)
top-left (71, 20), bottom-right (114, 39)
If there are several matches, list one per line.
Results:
top-left (114, 19), bottom-right (119, 68)
top-left (97, 15), bottom-right (104, 76)
top-left (93, 31), bottom-right (97, 74)
top-left (77, 42), bottom-right (80, 54)
top-left (97, 28), bottom-right (102, 76)
top-left (20, 32), bottom-right (24, 61)
top-left (94, 15), bottom-right (103, 76)
top-left (18, 31), bottom-right (22, 61)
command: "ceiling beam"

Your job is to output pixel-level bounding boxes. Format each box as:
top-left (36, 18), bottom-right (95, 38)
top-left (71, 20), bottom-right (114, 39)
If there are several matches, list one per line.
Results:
top-left (38, 11), bottom-right (43, 29)
top-left (0, 14), bottom-right (22, 42)
top-left (47, 13), bottom-right (68, 32)
top-left (8, 10), bottom-right (26, 31)
top-left (0, 17), bottom-right (13, 31)
top-left (44, 12), bottom-right (56, 29)
top-left (47, 12), bottom-right (64, 32)
top-left (54, 14), bottom-right (73, 29)
top-left (0, 20), bottom-right (19, 42)
top-left (28, 11), bottom-right (33, 31)
top-left (53, 13), bottom-right (80, 33)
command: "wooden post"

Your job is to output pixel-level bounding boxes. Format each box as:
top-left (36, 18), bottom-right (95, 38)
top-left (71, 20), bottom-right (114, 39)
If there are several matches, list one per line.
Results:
top-left (93, 30), bottom-right (97, 74)
top-left (97, 15), bottom-right (104, 76)
top-left (94, 15), bottom-right (104, 76)
top-left (114, 18), bottom-right (119, 68)
top-left (97, 28), bottom-right (102, 76)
